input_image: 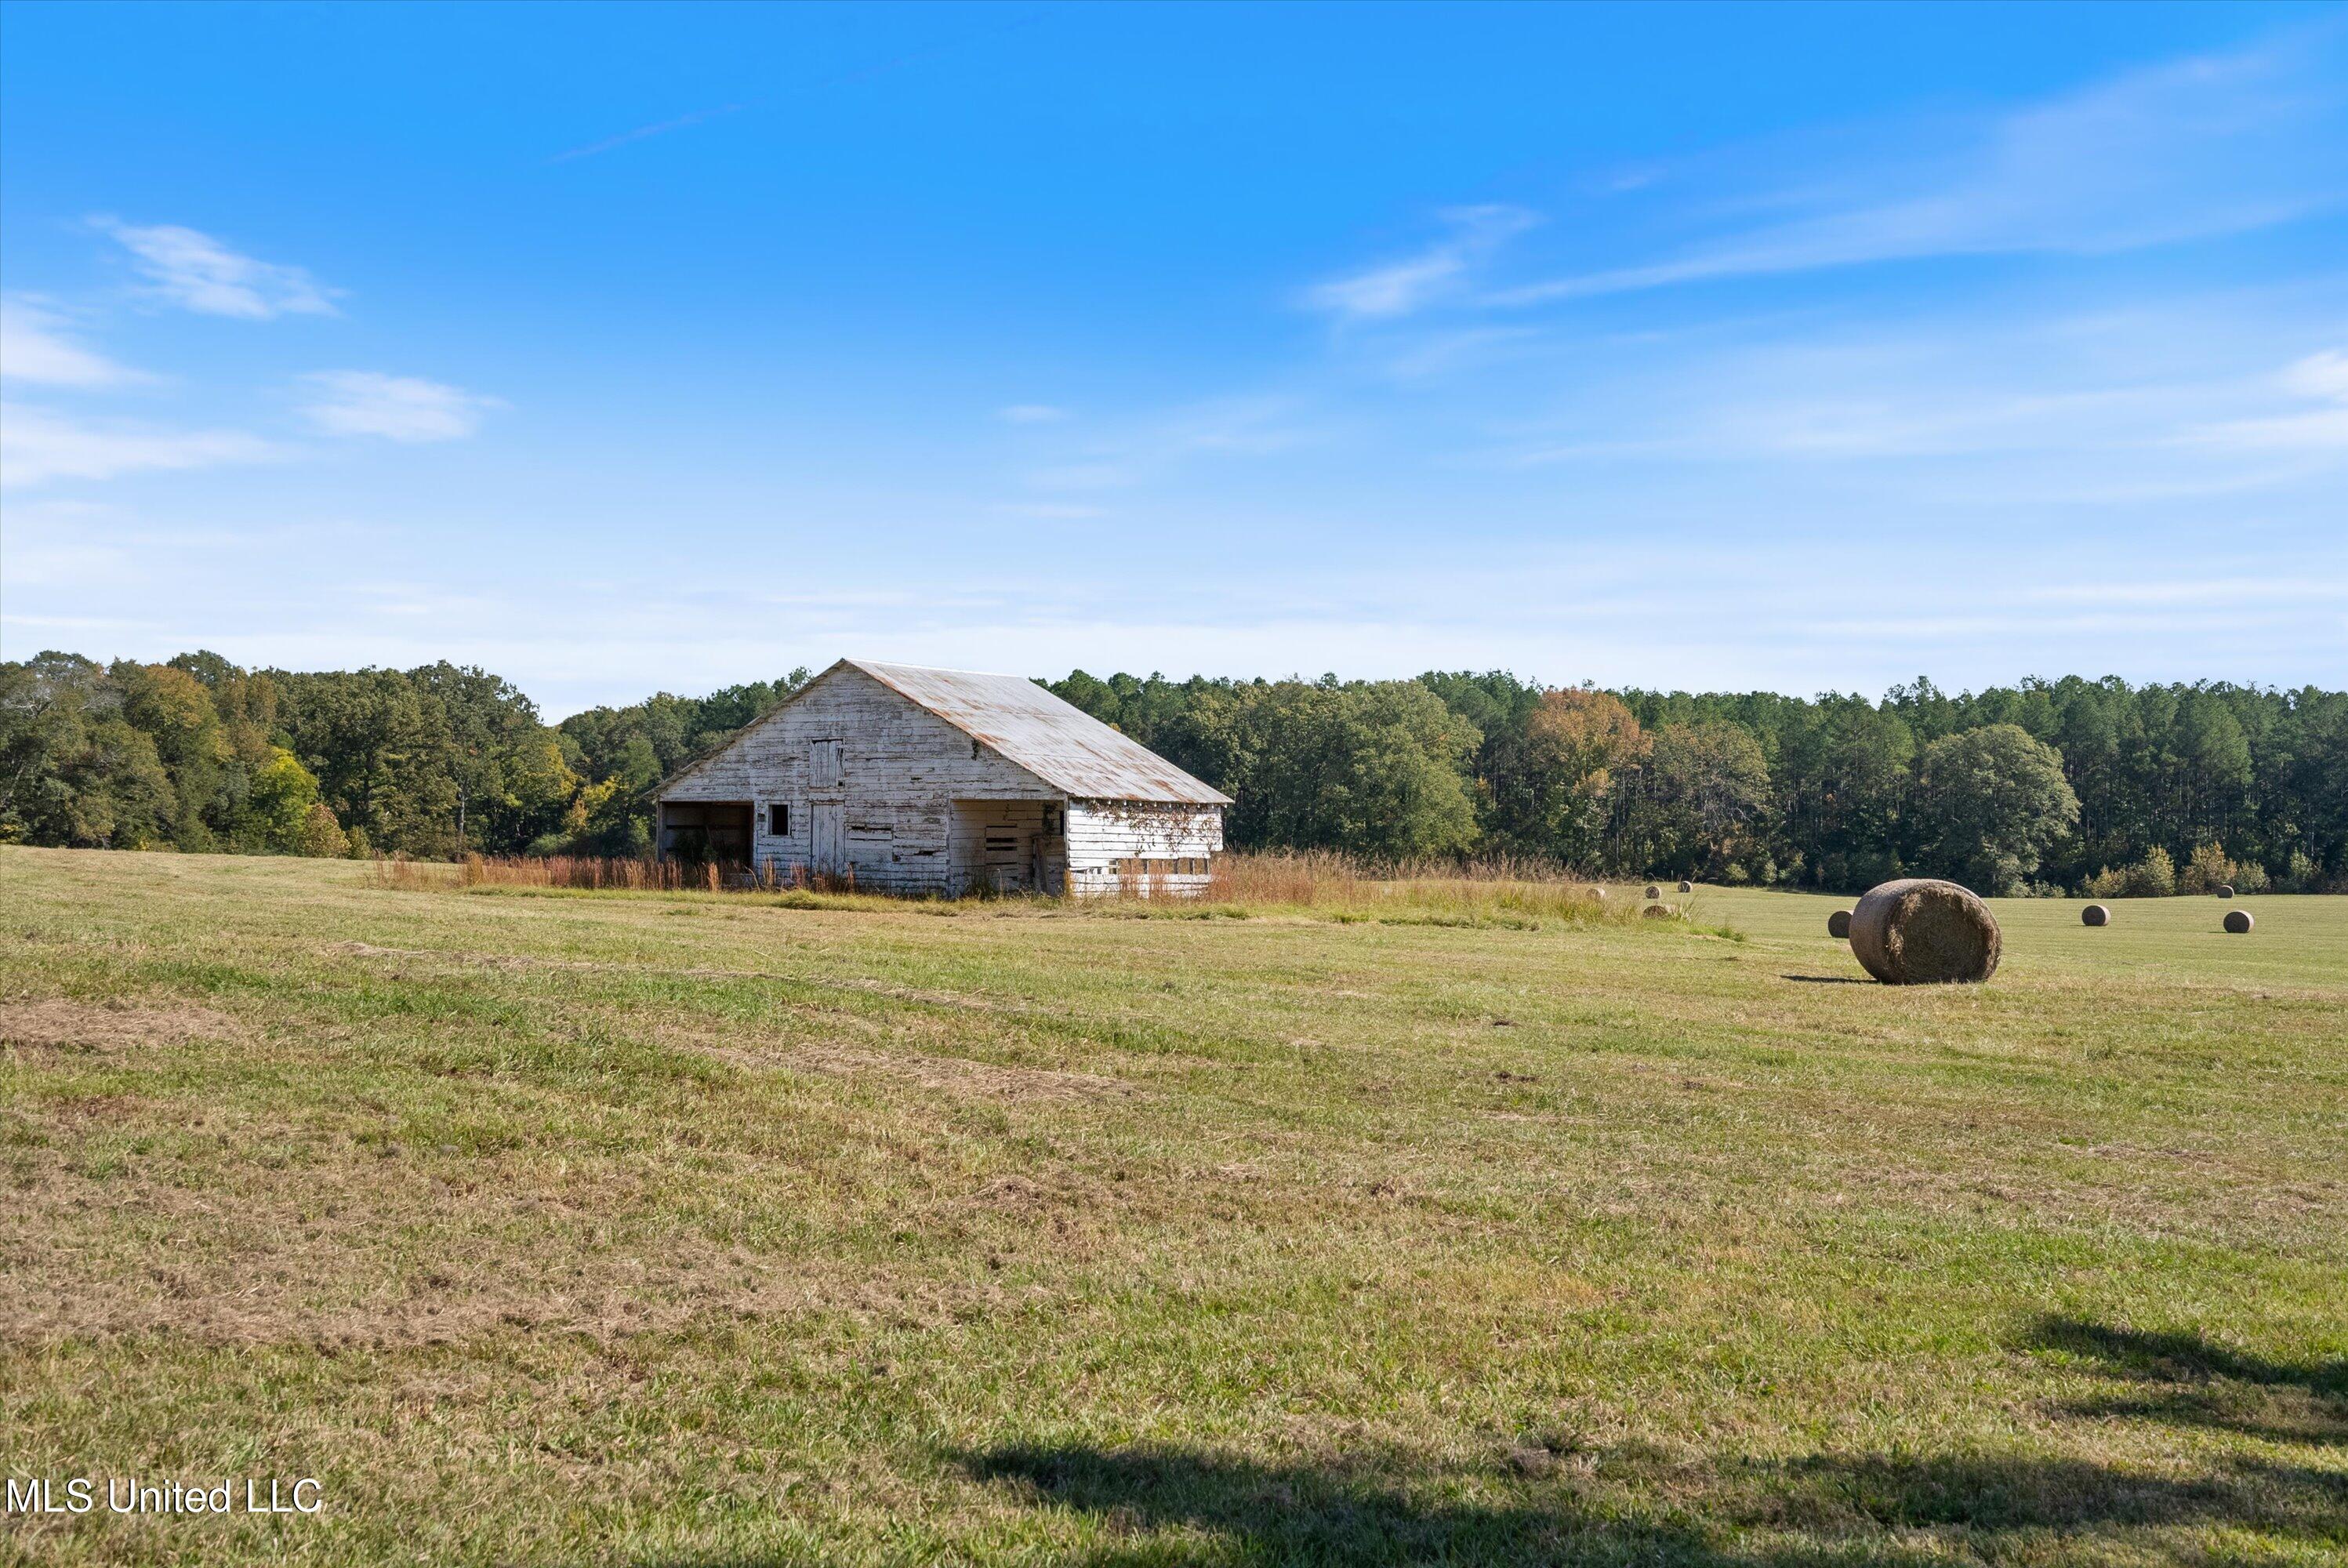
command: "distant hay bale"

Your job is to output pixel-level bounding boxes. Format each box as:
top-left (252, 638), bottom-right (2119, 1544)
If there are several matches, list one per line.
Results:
top-left (2081, 904), bottom-right (2110, 927)
top-left (1644, 884), bottom-right (1661, 899)
top-left (2214, 884), bottom-right (2235, 899)
top-left (1677, 880), bottom-right (1693, 893)
top-left (1827, 909), bottom-right (1852, 939)
top-left (2223, 909), bottom-right (2253, 934)
top-left (1848, 877), bottom-right (2001, 985)
top-left (1585, 886), bottom-right (1606, 901)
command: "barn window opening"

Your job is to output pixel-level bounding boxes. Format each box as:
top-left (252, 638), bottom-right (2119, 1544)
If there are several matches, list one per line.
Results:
top-left (768, 803), bottom-right (789, 837)
top-left (971, 738), bottom-right (982, 759)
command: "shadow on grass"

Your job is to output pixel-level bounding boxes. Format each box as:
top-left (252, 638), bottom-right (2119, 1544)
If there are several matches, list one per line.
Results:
top-left (1753, 1450), bottom-right (2344, 1541)
top-left (953, 1443), bottom-right (1752, 1567)
top-left (1778, 974), bottom-right (1870, 985)
top-left (2025, 1315), bottom-right (2348, 1448)
top-left (952, 1438), bottom-right (2347, 1566)
top-left (2027, 1316), bottom-right (2346, 1393)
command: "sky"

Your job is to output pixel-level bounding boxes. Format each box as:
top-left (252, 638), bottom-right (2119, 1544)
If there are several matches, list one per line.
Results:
top-left (2, 1), bottom-right (2343, 717)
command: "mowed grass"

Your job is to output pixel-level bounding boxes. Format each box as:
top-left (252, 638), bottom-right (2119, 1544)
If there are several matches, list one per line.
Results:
top-left (0, 847), bottom-right (2340, 1566)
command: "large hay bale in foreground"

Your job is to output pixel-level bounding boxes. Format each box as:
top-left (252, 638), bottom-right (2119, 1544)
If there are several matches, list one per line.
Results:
top-left (2214, 884), bottom-right (2235, 899)
top-left (2081, 904), bottom-right (2110, 927)
top-left (2224, 909), bottom-right (2253, 934)
top-left (1677, 880), bottom-right (1693, 893)
top-left (1848, 878), bottom-right (2001, 985)
top-left (1827, 909), bottom-right (1852, 938)
top-left (1642, 903), bottom-right (1678, 920)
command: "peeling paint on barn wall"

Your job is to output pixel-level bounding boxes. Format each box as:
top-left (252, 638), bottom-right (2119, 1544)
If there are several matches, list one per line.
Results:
top-left (655, 660), bottom-right (1228, 897)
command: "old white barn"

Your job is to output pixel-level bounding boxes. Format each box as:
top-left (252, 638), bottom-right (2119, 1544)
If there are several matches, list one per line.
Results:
top-left (654, 659), bottom-right (1229, 896)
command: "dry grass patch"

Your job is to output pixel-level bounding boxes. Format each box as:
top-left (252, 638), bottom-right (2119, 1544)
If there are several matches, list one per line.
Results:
top-left (0, 996), bottom-right (245, 1056)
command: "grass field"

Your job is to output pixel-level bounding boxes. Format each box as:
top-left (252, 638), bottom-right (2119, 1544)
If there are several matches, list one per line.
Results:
top-left (2, 846), bottom-right (2341, 1566)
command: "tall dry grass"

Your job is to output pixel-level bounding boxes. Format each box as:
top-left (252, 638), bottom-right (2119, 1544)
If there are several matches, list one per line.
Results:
top-left (1196, 848), bottom-right (1677, 927)
top-left (372, 855), bottom-right (869, 895)
top-left (371, 848), bottom-right (1697, 930)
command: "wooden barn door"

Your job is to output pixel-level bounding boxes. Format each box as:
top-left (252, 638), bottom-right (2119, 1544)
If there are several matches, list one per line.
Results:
top-left (811, 803), bottom-right (846, 877)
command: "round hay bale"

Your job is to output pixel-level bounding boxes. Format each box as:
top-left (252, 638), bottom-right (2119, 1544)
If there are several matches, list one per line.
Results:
top-left (2223, 909), bottom-right (2253, 934)
top-left (1585, 886), bottom-right (1606, 901)
top-left (2081, 904), bottom-right (2110, 927)
top-left (1677, 880), bottom-right (1693, 893)
top-left (1847, 878), bottom-right (2001, 985)
top-left (1827, 909), bottom-right (1853, 938)
top-left (1644, 884), bottom-right (1661, 900)
top-left (1642, 902), bottom-right (1678, 920)
top-left (2213, 884), bottom-right (2234, 899)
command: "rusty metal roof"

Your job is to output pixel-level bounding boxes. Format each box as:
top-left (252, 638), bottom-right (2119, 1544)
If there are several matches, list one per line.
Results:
top-left (845, 659), bottom-right (1232, 805)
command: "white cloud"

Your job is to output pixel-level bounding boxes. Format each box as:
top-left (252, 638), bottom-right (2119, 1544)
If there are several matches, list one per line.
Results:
top-left (997, 404), bottom-right (1068, 424)
top-left (1023, 395), bottom-right (1319, 492)
top-left (2025, 577), bottom-right (2348, 607)
top-left (2282, 348), bottom-right (2348, 403)
top-left (549, 103), bottom-right (748, 165)
top-left (296, 371), bottom-right (503, 441)
top-left (1492, 30), bottom-right (2348, 305)
top-left (0, 402), bottom-right (277, 488)
top-left (2189, 346), bottom-right (2348, 453)
top-left (1304, 205), bottom-right (1537, 321)
top-left (93, 217), bottom-right (339, 318)
top-left (0, 299), bottom-right (151, 387)
top-left (989, 501), bottom-right (1106, 520)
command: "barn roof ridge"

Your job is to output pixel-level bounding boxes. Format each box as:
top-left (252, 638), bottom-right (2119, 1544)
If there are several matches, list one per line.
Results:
top-left (657, 658), bottom-right (1229, 806)
top-left (840, 658), bottom-right (1232, 805)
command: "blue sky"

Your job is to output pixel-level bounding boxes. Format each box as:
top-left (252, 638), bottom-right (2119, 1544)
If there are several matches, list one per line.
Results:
top-left (2, 2), bottom-right (2343, 716)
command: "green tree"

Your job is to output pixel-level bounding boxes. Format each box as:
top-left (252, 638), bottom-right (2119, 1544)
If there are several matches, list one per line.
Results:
top-left (1515, 688), bottom-right (1647, 866)
top-left (1909, 724), bottom-right (2081, 893)
top-left (242, 747), bottom-right (325, 853)
top-left (112, 661), bottom-right (231, 848)
top-left (1196, 679), bottom-right (1481, 857)
top-left (1622, 721), bottom-right (1773, 880)
top-left (0, 653), bottom-right (172, 848)
top-left (298, 801), bottom-right (354, 858)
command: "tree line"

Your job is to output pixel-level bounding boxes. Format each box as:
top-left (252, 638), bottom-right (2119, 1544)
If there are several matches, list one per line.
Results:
top-left (5, 649), bottom-right (2343, 895)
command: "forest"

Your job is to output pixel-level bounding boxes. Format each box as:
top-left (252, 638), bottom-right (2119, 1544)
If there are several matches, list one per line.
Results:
top-left (4, 648), bottom-right (2343, 895)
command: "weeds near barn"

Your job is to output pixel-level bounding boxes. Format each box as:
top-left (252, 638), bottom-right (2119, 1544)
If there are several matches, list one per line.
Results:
top-left (4, 846), bottom-right (2342, 1566)
top-left (374, 848), bottom-right (1714, 933)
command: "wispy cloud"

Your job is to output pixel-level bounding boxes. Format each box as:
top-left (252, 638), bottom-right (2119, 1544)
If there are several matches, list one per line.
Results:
top-left (0, 298), bottom-right (151, 387)
top-left (1024, 396), bottom-right (1319, 492)
top-left (0, 402), bottom-right (278, 488)
top-left (997, 404), bottom-right (1069, 424)
top-left (1303, 205), bottom-right (1537, 321)
top-left (1468, 292), bottom-right (2348, 504)
top-left (2189, 348), bottom-right (2348, 453)
top-left (2024, 575), bottom-right (2348, 607)
top-left (296, 371), bottom-right (503, 441)
top-left (546, 12), bottom-right (1049, 165)
top-left (93, 218), bottom-right (339, 318)
top-left (1490, 28), bottom-right (2347, 305)
top-left (547, 103), bottom-right (747, 165)
top-left (989, 501), bottom-right (1105, 520)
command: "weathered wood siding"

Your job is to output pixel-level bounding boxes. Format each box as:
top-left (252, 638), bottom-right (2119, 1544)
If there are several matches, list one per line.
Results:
top-left (659, 666), bottom-right (1056, 895)
top-left (1065, 800), bottom-right (1224, 897)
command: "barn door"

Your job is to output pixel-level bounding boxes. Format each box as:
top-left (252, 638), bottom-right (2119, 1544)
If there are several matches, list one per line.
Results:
top-left (811, 803), bottom-right (846, 877)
